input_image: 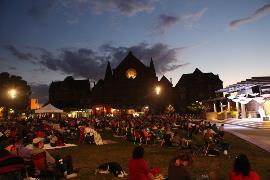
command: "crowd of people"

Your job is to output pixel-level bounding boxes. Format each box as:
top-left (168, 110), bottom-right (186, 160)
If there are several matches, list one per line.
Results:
top-left (0, 114), bottom-right (261, 179)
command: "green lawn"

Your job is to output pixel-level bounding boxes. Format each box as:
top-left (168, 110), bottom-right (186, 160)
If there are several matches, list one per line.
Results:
top-left (50, 130), bottom-right (270, 180)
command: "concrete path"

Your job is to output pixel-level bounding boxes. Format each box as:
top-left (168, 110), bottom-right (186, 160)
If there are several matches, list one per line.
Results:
top-left (224, 118), bottom-right (270, 129)
top-left (223, 123), bottom-right (270, 153)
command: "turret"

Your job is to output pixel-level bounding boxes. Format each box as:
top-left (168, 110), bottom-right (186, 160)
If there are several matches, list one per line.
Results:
top-left (104, 61), bottom-right (113, 80)
top-left (149, 58), bottom-right (156, 77)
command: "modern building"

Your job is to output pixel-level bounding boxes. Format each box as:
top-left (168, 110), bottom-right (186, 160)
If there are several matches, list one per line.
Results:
top-left (211, 76), bottom-right (270, 120)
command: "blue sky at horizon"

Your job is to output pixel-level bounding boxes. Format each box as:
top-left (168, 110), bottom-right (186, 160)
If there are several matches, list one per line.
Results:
top-left (0, 0), bottom-right (270, 102)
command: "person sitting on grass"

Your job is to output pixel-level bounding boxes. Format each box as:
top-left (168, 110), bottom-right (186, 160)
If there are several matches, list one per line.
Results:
top-left (171, 131), bottom-right (182, 147)
top-left (128, 146), bottom-right (154, 180)
top-left (161, 128), bottom-right (173, 147)
top-left (167, 154), bottom-right (192, 180)
top-left (229, 153), bottom-right (260, 180)
top-left (32, 137), bottom-right (77, 179)
top-left (219, 124), bottom-right (225, 138)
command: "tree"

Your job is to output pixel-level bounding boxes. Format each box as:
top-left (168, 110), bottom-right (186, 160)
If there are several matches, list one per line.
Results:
top-left (0, 72), bottom-right (31, 118)
top-left (187, 101), bottom-right (206, 118)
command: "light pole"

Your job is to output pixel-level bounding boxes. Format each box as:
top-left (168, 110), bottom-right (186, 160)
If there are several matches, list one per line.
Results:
top-left (154, 86), bottom-right (162, 114)
top-left (155, 86), bottom-right (161, 95)
top-left (8, 89), bottom-right (17, 120)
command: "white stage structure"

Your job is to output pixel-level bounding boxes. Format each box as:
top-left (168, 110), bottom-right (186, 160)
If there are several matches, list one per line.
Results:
top-left (215, 76), bottom-right (270, 120)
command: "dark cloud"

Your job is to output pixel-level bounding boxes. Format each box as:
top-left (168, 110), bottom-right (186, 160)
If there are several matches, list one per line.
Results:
top-left (33, 67), bottom-right (46, 72)
top-left (28, 0), bottom-right (56, 20)
top-left (28, 0), bottom-right (88, 24)
top-left (91, 0), bottom-right (158, 16)
top-left (9, 66), bottom-right (17, 70)
top-left (4, 45), bottom-right (36, 62)
top-left (30, 84), bottom-right (49, 104)
top-left (40, 47), bottom-right (107, 80)
top-left (27, 0), bottom-right (156, 24)
top-left (38, 42), bottom-right (188, 80)
top-left (91, 0), bottom-right (157, 16)
top-left (229, 4), bottom-right (270, 30)
top-left (100, 42), bottom-right (189, 73)
top-left (155, 8), bottom-right (208, 34)
top-left (158, 15), bottom-right (180, 28)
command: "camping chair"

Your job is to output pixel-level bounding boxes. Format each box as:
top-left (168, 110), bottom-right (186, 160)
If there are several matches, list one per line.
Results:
top-left (134, 131), bottom-right (142, 145)
top-left (31, 151), bottom-right (56, 180)
top-left (142, 130), bottom-right (151, 144)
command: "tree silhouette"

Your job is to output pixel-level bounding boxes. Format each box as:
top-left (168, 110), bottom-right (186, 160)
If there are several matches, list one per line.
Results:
top-left (187, 101), bottom-right (206, 118)
top-left (0, 72), bottom-right (31, 117)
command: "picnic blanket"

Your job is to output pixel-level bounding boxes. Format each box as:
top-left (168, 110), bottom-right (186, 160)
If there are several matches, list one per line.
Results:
top-left (26, 143), bottom-right (77, 150)
top-left (102, 140), bottom-right (118, 145)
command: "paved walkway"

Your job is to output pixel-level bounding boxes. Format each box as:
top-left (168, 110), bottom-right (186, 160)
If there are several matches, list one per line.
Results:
top-left (211, 119), bottom-right (270, 153)
top-left (224, 118), bottom-right (270, 129)
top-left (225, 127), bottom-right (270, 153)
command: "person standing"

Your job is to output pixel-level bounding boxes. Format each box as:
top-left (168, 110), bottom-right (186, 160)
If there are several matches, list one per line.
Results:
top-left (128, 146), bottom-right (154, 180)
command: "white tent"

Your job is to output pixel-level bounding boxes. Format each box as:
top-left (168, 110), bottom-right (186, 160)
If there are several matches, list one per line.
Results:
top-left (35, 104), bottom-right (63, 113)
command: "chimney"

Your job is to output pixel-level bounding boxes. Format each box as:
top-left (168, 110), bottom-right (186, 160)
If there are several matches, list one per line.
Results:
top-left (170, 78), bottom-right (172, 84)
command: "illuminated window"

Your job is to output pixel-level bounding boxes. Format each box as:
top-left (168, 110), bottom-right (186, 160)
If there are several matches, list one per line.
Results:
top-left (126, 68), bottom-right (137, 79)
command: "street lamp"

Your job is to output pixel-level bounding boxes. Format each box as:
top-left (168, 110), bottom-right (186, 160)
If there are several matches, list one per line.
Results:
top-left (8, 89), bottom-right (17, 99)
top-left (155, 86), bottom-right (161, 95)
top-left (8, 89), bottom-right (17, 120)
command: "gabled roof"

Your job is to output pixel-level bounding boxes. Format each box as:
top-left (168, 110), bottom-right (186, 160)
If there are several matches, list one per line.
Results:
top-left (50, 77), bottom-right (90, 90)
top-left (175, 68), bottom-right (222, 87)
top-left (114, 51), bottom-right (146, 71)
top-left (160, 75), bottom-right (172, 87)
top-left (193, 68), bottom-right (202, 74)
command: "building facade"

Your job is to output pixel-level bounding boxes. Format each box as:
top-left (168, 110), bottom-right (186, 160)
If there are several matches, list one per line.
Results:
top-left (48, 52), bottom-right (222, 115)
top-left (174, 68), bottom-right (223, 112)
top-left (49, 76), bottom-right (91, 109)
top-left (91, 51), bottom-right (173, 114)
top-left (212, 76), bottom-right (270, 120)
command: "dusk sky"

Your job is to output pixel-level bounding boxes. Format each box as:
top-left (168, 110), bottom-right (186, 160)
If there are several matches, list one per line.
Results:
top-left (0, 0), bottom-right (270, 103)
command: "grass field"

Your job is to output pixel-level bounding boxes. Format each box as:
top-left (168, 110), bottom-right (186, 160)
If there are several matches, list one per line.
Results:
top-left (50, 130), bottom-right (270, 180)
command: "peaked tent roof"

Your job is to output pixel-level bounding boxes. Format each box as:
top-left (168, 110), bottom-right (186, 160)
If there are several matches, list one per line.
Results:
top-left (35, 104), bottom-right (63, 113)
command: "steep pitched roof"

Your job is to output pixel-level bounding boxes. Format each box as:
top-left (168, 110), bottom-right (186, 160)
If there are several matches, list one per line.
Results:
top-left (50, 77), bottom-right (90, 92)
top-left (149, 57), bottom-right (156, 77)
top-left (104, 61), bottom-right (113, 80)
top-left (193, 68), bottom-right (202, 74)
top-left (160, 75), bottom-right (172, 87)
top-left (175, 68), bottom-right (222, 87)
top-left (114, 51), bottom-right (146, 71)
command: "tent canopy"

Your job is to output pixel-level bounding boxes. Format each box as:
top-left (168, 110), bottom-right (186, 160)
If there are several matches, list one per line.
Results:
top-left (35, 104), bottom-right (63, 113)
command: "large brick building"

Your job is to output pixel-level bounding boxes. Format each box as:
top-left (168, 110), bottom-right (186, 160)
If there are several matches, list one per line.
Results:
top-left (174, 68), bottom-right (223, 112)
top-left (49, 52), bottom-right (222, 114)
top-left (49, 76), bottom-right (91, 109)
top-left (91, 51), bottom-right (173, 114)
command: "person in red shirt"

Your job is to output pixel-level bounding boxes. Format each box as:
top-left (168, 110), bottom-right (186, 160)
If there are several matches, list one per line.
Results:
top-left (128, 146), bottom-right (154, 180)
top-left (229, 153), bottom-right (260, 180)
